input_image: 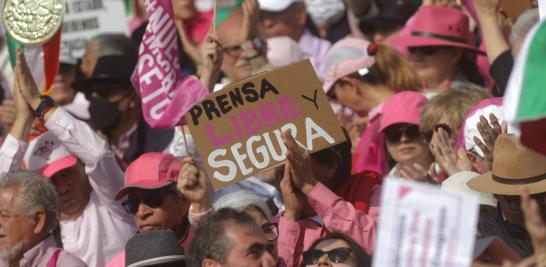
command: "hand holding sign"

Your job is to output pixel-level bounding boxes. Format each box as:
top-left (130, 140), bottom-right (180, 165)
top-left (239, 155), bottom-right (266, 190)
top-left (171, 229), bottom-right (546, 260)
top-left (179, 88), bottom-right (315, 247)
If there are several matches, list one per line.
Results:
top-left (177, 157), bottom-right (212, 213)
top-left (283, 130), bottom-right (317, 195)
top-left (199, 32), bottom-right (223, 90)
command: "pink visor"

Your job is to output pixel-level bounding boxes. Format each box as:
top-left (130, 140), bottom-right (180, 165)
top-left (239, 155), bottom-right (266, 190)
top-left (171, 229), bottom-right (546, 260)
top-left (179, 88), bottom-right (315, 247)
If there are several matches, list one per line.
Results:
top-left (41, 155), bottom-right (79, 178)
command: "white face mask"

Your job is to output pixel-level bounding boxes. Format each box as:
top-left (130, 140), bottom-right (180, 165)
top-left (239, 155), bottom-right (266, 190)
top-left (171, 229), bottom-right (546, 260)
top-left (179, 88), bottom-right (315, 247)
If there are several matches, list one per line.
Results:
top-left (305, 0), bottom-right (346, 27)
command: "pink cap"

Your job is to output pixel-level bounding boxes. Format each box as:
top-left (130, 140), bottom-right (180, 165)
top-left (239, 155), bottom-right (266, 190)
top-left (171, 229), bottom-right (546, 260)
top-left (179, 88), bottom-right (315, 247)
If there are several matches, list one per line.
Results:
top-left (321, 37), bottom-right (376, 94)
top-left (379, 91), bottom-right (427, 132)
top-left (389, 6), bottom-right (482, 53)
top-left (115, 153), bottom-right (181, 200)
top-left (23, 132), bottom-right (78, 178)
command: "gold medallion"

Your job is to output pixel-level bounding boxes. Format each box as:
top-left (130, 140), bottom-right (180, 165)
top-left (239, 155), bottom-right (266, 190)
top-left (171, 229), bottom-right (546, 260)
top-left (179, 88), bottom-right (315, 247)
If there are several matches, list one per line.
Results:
top-left (2, 0), bottom-right (64, 45)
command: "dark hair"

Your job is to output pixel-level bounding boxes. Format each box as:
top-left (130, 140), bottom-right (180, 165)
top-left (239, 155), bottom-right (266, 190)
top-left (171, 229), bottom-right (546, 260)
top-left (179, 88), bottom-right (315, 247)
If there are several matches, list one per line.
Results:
top-left (301, 232), bottom-right (372, 267)
top-left (458, 51), bottom-right (485, 87)
top-left (187, 208), bottom-right (262, 267)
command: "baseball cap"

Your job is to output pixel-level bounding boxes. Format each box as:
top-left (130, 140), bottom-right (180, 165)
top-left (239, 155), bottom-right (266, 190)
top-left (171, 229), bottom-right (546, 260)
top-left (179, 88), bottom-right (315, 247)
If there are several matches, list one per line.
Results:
top-left (257, 0), bottom-right (303, 12)
top-left (115, 153), bottom-right (181, 200)
top-left (321, 37), bottom-right (375, 94)
top-left (23, 132), bottom-right (78, 178)
top-left (125, 230), bottom-right (185, 267)
top-left (379, 91), bottom-right (427, 132)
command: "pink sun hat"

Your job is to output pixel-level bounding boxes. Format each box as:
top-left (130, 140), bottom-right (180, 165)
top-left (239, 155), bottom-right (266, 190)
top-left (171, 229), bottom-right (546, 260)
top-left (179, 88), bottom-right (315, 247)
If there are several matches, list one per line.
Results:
top-left (115, 153), bottom-right (181, 200)
top-left (23, 132), bottom-right (78, 178)
top-left (379, 91), bottom-right (427, 132)
top-left (389, 5), bottom-right (482, 52)
top-left (321, 37), bottom-right (376, 94)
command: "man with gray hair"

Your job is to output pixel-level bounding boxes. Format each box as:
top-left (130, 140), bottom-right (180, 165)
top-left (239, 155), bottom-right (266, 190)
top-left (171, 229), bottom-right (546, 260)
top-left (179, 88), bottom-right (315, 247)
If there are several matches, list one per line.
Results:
top-left (0, 170), bottom-right (86, 266)
top-left (188, 208), bottom-right (277, 267)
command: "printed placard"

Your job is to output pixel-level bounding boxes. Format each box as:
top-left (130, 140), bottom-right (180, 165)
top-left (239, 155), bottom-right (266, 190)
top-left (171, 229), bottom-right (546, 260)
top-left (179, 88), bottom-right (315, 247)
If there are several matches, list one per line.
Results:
top-left (62, 0), bottom-right (130, 57)
top-left (373, 179), bottom-right (479, 267)
top-left (186, 60), bottom-right (346, 190)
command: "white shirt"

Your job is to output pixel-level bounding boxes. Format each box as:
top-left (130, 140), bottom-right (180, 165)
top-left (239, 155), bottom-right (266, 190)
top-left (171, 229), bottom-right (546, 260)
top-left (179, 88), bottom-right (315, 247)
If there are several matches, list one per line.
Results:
top-left (0, 108), bottom-right (136, 266)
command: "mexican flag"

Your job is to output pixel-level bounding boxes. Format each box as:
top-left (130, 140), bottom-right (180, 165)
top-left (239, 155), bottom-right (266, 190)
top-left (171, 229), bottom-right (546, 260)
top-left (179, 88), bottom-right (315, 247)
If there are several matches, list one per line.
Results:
top-left (4, 30), bottom-right (61, 95)
top-left (503, 20), bottom-right (546, 156)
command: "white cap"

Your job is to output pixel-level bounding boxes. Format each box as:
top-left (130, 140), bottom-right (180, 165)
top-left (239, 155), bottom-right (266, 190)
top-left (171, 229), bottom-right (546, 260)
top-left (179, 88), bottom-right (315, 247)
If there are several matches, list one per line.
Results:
top-left (257, 0), bottom-right (303, 12)
top-left (464, 104), bottom-right (516, 157)
top-left (23, 132), bottom-right (78, 178)
top-left (442, 171), bottom-right (497, 207)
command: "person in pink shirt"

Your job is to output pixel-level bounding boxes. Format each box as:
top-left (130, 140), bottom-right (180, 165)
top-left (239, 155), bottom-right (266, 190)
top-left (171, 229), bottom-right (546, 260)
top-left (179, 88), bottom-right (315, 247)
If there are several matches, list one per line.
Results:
top-left (321, 37), bottom-right (420, 176)
top-left (106, 153), bottom-right (212, 267)
top-left (276, 131), bottom-right (381, 267)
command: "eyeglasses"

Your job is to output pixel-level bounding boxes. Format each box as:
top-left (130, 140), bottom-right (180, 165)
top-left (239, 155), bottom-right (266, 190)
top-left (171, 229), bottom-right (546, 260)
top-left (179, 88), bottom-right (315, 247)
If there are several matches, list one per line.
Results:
top-left (423, 123), bottom-right (452, 142)
top-left (261, 222), bottom-right (279, 242)
top-left (223, 37), bottom-right (263, 58)
top-left (122, 186), bottom-right (179, 214)
top-left (384, 124), bottom-right (422, 144)
top-left (303, 247), bottom-right (352, 265)
top-left (408, 46), bottom-right (442, 56)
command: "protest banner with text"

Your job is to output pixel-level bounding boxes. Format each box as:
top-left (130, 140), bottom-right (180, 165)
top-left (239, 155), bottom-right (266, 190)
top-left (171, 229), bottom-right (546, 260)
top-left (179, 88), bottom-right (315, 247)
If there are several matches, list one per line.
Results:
top-left (373, 179), bottom-right (479, 267)
top-left (186, 60), bottom-right (346, 190)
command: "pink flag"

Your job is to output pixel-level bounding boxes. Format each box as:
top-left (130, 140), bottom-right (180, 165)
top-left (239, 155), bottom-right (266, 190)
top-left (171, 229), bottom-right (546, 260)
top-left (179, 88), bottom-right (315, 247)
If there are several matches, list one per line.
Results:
top-left (132, 0), bottom-right (209, 128)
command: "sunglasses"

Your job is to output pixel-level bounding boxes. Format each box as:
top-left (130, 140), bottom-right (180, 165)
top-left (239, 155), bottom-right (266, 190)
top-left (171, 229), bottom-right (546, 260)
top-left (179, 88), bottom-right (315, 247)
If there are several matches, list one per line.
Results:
top-left (122, 186), bottom-right (179, 214)
top-left (423, 123), bottom-right (452, 142)
top-left (384, 124), bottom-right (422, 144)
top-left (408, 46), bottom-right (442, 56)
top-left (303, 247), bottom-right (352, 265)
top-left (261, 222), bottom-right (279, 242)
top-left (504, 193), bottom-right (546, 210)
top-left (223, 37), bottom-right (263, 58)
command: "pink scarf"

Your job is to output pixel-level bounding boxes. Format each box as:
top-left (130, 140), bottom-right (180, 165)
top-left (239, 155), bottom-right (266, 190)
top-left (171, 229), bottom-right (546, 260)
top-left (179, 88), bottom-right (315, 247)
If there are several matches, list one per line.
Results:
top-left (132, 0), bottom-right (209, 128)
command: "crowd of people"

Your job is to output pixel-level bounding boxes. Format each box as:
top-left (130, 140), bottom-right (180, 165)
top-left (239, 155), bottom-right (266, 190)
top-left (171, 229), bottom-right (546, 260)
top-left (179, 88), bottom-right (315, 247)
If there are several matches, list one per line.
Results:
top-left (0, 0), bottom-right (545, 266)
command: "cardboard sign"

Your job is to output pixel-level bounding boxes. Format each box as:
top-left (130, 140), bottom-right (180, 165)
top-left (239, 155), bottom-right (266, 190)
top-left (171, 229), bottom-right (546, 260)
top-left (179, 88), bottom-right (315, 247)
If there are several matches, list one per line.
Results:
top-left (186, 60), bottom-right (346, 190)
top-left (373, 179), bottom-right (479, 267)
top-left (61, 0), bottom-right (130, 57)
top-left (499, 0), bottom-right (531, 21)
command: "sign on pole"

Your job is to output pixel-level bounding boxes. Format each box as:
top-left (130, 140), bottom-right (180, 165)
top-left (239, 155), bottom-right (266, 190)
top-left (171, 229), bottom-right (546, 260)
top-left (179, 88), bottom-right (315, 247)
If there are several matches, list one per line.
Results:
top-left (186, 60), bottom-right (346, 190)
top-left (61, 0), bottom-right (130, 57)
top-left (373, 179), bottom-right (479, 267)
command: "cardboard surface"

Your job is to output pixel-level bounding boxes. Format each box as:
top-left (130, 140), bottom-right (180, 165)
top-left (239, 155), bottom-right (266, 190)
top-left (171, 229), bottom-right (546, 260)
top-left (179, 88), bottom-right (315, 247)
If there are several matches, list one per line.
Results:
top-left (500, 0), bottom-right (532, 20)
top-left (186, 60), bottom-right (346, 190)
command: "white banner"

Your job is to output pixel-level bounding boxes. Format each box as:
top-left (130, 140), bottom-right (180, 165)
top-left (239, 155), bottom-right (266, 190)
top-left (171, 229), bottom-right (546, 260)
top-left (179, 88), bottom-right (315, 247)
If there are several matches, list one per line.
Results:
top-left (61, 0), bottom-right (130, 58)
top-left (372, 179), bottom-right (479, 267)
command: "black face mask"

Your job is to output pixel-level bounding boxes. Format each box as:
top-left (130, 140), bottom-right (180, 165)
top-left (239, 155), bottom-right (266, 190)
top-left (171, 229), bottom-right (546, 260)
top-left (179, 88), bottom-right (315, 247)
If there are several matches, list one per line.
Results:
top-left (88, 97), bottom-right (121, 136)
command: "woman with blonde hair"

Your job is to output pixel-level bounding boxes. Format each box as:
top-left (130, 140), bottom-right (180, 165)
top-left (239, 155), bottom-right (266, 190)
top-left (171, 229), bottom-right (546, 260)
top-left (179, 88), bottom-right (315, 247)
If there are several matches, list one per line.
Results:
top-left (322, 37), bottom-right (420, 176)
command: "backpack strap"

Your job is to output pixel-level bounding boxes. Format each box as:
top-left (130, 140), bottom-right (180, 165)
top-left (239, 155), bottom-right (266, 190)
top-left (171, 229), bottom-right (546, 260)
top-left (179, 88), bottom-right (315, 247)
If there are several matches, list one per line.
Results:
top-left (46, 249), bottom-right (62, 267)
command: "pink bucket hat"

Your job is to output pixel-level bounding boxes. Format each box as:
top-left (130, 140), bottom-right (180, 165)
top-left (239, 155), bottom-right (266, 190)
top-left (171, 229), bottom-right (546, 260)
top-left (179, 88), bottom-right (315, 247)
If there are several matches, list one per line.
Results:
top-left (23, 132), bottom-right (78, 178)
top-left (379, 91), bottom-right (427, 132)
top-left (321, 37), bottom-right (376, 94)
top-left (389, 6), bottom-right (482, 52)
top-left (115, 153), bottom-right (181, 200)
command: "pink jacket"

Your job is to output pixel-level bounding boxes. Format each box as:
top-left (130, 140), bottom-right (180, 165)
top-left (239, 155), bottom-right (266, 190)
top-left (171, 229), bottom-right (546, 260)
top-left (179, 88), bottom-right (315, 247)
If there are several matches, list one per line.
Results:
top-left (351, 104), bottom-right (389, 176)
top-left (277, 182), bottom-right (381, 267)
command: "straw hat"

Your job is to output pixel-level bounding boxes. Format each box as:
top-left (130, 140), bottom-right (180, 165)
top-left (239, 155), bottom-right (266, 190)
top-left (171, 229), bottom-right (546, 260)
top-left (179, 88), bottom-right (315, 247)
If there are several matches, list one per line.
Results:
top-left (467, 134), bottom-right (546, 195)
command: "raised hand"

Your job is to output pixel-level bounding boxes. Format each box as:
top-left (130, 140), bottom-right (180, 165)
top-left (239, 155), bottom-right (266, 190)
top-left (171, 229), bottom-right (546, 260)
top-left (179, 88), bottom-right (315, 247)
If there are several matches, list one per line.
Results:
top-left (473, 113), bottom-right (507, 172)
top-left (279, 162), bottom-right (305, 221)
top-left (474, 0), bottom-right (501, 19)
top-left (177, 157), bottom-right (211, 213)
top-left (399, 163), bottom-right (433, 183)
top-left (14, 49), bottom-right (41, 110)
top-left (199, 32), bottom-right (223, 90)
top-left (282, 130), bottom-right (317, 195)
top-left (430, 128), bottom-right (471, 176)
top-left (521, 190), bottom-right (546, 264)
top-left (241, 0), bottom-right (260, 41)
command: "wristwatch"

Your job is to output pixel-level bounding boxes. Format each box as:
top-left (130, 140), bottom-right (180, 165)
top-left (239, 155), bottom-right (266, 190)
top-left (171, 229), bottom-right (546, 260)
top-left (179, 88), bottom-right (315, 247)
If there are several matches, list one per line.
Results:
top-left (34, 95), bottom-right (55, 119)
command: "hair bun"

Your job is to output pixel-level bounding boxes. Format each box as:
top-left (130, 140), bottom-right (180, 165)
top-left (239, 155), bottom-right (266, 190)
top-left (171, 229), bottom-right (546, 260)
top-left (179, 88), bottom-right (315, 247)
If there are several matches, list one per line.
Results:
top-left (367, 41), bottom-right (378, 56)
